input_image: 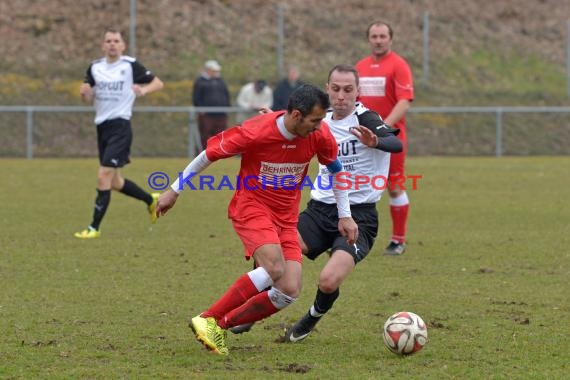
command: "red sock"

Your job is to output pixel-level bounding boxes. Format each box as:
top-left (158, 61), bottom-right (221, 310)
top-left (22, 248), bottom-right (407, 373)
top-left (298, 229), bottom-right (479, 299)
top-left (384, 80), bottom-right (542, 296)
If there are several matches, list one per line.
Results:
top-left (218, 290), bottom-right (279, 329)
top-left (201, 273), bottom-right (259, 321)
top-left (390, 204), bottom-right (409, 244)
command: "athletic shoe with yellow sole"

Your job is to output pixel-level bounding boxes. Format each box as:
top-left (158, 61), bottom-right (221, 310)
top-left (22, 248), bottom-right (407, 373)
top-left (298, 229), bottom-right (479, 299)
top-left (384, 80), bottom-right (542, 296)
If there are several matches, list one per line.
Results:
top-left (148, 193), bottom-right (160, 224)
top-left (74, 228), bottom-right (101, 239)
top-left (189, 315), bottom-right (229, 355)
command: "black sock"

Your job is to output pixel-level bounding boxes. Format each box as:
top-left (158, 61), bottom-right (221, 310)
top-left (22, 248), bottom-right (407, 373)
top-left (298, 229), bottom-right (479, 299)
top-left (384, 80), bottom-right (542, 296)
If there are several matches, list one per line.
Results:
top-left (120, 179), bottom-right (152, 205)
top-left (313, 287), bottom-right (340, 315)
top-left (90, 189), bottom-right (111, 230)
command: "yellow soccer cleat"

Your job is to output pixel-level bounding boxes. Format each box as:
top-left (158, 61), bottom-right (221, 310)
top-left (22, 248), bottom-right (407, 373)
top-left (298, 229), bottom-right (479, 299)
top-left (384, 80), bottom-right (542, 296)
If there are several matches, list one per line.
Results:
top-left (189, 315), bottom-right (229, 355)
top-left (148, 193), bottom-right (160, 224)
top-left (74, 228), bottom-right (101, 239)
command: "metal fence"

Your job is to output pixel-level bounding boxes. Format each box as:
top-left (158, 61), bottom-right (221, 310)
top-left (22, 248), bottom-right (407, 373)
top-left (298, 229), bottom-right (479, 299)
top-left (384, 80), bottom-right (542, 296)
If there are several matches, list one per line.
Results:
top-left (1, 105), bottom-right (570, 158)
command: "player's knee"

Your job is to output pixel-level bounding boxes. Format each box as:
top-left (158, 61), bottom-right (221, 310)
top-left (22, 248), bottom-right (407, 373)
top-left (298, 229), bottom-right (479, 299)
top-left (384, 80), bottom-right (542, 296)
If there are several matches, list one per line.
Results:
top-left (97, 168), bottom-right (115, 188)
top-left (98, 166), bottom-right (115, 176)
top-left (318, 275), bottom-right (341, 294)
top-left (262, 261), bottom-right (286, 282)
top-left (268, 287), bottom-right (297, 310)
top-left (111, 177), bottom-right (124, 191)
top-left (275, 280), bottom-right (302, 298)
top-left (318, 265), bottom-right (344, 292)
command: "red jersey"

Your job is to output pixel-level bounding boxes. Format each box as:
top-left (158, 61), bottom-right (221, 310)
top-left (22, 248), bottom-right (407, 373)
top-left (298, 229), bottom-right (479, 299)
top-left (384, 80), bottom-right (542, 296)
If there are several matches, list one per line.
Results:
top-left (355, 52), bottom-right (414, 131)
top-left (205, 111), bottom-right (338, 225)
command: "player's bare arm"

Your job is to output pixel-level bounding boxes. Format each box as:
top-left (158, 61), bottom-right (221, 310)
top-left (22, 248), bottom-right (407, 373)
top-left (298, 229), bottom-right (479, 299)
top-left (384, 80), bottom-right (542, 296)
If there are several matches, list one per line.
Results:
top-left (156, 188), bottom-right (179, 217)
top-left (79, 83), bottom-right (94, 103)
top-left (384, 99), bottom-right (410, 127)
top-left (133, 76), bottom-right (164, 97)
top-left (338, 217), bottom-right (359, 245)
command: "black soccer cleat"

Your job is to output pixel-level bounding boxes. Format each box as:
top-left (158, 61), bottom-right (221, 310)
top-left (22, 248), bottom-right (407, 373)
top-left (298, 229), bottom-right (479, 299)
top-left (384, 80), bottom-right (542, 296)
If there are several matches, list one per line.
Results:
top-left (384, 241), bottom-right (406, 256)
top-left (229, 322), bottom-right (255, 334)
top-left (285, 312), bottom-right (321, 342)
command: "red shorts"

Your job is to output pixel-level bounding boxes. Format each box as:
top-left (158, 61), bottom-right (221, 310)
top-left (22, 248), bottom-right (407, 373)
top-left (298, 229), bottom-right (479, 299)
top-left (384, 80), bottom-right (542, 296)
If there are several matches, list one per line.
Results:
top-left (389, 129), bottom-right (407, 178)
top-left (230, 196), bottom-right (302, 263)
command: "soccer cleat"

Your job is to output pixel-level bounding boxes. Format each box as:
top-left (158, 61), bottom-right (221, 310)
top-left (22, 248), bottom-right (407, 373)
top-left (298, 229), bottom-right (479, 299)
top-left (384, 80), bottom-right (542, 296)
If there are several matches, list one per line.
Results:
top-left (148, 193), bottom-right (160, 224)
top-left (230, 322), bottom-right (255, 334)
top-left (214, 324), bottom-right (229, 355)
top-left (285, 312), bottom-right (321, 343)
top-left (74, 228), bottom-right (101, 239)
top-left (189, 315), bottom-right (229, 355)
top-left (384, 241), bottom-right (406, 256)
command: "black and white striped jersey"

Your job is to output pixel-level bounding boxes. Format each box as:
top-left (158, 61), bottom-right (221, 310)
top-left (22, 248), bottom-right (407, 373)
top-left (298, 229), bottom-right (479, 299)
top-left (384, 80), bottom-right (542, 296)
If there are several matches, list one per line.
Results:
top-left (311, 102), bottom-right (393, 205)
top-left (84, 55), bottom-right (155, 125)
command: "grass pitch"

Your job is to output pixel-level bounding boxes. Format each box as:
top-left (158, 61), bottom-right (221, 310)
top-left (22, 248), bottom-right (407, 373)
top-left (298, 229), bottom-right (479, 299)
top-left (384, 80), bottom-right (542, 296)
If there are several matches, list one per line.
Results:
top-left (1, 156), bottom-right (569, 379)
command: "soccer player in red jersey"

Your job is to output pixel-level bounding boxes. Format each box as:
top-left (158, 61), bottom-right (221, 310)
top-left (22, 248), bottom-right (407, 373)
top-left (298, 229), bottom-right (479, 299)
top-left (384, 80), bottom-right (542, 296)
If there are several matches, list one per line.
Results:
top-left (355, 21), bottom-right (414, 256)
top-left (156, 84), bottom-right (358, 355)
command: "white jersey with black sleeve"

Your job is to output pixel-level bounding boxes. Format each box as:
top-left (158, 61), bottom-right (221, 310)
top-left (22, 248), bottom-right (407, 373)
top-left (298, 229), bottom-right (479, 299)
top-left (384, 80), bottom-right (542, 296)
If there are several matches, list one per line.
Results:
top-left (311, 102), bottom-right (392, 205)
top-left (84, 55), bottom-right (156, 125)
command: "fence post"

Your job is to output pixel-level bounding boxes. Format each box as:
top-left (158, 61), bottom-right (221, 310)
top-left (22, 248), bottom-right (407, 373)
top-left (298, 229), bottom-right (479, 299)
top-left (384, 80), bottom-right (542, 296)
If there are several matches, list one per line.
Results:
top-left (423, 11), bottom-right (429, 83)
top-left (26, 107), bottom-right (33, 159)
top-left (188, 109), bottom-right (195, 158)
top-left (495, 108), bottom-right (503, 157)
top-left (276, 4), bottom-right (285, 79)
top-left (188, 108), bottom-right (201, 158)
top-left (129, 0), bottom-right (137, 57)
top-left (567, 20), bottom-right (570, 98)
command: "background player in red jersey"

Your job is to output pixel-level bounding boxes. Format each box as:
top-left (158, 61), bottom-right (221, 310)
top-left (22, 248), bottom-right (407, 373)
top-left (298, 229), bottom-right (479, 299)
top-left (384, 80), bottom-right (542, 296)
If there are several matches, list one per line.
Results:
top-left (355, 21), bottom-right (414, 256)
top-left (156, 84), bottom-right (358, 355)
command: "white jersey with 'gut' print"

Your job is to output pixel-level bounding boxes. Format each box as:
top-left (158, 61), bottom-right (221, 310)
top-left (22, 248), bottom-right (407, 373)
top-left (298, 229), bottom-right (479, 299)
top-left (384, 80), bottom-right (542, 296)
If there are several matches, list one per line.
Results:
top-left (84, 55), bottom-right (155, 125)
top-left (311, 103), bottom-right (392, 205)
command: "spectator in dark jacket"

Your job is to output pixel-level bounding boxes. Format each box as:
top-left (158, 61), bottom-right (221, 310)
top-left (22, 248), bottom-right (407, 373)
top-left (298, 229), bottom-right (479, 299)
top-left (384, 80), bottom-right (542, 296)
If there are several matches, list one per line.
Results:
top-left (273, 65), bottom-right (303, 110)
top-left (192, 60), bottom-right (231, 151)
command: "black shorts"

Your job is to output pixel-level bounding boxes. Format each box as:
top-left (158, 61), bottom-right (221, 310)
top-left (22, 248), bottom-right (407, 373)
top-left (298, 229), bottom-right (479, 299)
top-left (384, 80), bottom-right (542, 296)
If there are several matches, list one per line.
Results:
top-left (298, 199), bottom-right (378, 264)
top-left (96, 118), bottom-right (132, 168)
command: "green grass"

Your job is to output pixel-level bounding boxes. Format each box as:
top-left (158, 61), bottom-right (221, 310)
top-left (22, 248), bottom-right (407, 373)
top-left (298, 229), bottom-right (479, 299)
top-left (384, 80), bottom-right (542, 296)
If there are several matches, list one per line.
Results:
top-left (415, 45), bottom-right (570, 106)
top-left (1, 157), bottom-right (569, 379)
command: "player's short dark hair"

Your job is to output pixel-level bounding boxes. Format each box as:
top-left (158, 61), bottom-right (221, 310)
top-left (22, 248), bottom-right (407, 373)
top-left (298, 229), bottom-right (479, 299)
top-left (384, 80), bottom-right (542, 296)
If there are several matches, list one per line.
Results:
top-left (104, 27), bottom-right (123, 38)
top-left (366, 21), bottom-right (393, 39)
top-left (327, 64), bottom-right (359, 86)
top-left (287, 84), bottom-right (330, 117)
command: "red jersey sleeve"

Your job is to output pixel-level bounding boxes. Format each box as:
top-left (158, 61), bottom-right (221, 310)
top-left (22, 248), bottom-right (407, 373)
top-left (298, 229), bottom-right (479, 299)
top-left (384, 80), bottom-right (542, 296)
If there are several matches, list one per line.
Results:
top-left (315, 122), bottom-right (338, 166)
top-left (394, 56), bottom-right (414, 102)
top-left (205, 125), bottom-right (252, 161)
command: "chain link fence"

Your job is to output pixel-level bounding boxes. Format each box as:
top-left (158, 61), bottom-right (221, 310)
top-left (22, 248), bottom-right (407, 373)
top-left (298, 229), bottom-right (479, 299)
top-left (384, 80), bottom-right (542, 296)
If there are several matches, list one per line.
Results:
top-left (1, 106), bottom-right (569, 158)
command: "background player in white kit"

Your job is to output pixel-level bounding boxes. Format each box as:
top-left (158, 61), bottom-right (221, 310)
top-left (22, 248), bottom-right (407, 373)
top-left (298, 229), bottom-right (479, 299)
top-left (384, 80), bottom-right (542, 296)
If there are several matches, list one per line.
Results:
top-left (74, 28), bottom-right (164, 239)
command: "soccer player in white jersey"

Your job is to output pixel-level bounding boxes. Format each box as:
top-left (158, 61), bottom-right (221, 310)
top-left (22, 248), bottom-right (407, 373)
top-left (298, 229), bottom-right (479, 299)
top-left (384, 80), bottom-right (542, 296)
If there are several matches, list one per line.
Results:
top-left (74, 28), bottom-right (163, 239)
top-left (230, 65), bottom-right (402, 340)
top-left (285, 64), bottom-right (402, 341)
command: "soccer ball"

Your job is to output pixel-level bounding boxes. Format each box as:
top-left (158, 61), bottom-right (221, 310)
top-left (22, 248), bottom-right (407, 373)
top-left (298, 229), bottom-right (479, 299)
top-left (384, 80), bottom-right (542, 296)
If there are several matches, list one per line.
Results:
top-left (382, 311), bottom-right (428, 355)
